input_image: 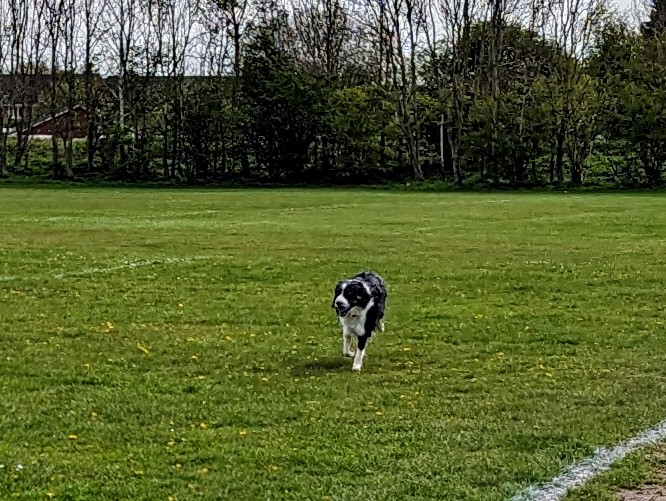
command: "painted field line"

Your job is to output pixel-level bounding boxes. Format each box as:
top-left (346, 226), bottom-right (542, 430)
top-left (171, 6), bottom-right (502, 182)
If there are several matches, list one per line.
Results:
top-left (0, 255), bottom-right (216, 283)
top-left (510, 417), bottom-right (666, 501)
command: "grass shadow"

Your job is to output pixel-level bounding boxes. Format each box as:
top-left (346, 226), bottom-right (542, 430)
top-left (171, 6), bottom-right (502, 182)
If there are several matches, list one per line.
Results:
top-left (290, 358), bottom-right (349, 376)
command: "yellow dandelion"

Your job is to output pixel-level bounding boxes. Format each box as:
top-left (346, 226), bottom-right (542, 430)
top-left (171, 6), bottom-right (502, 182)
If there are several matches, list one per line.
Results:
top-left (67, 434), bottom-right (77, 440)
top-left (105, 321), bottom-right (115, 332)
top-left (239, 430), bottom-right (248, 436)
top-left (199, 422), bottom-right (208, 429)
top-left (190, 355), bottom-right (198, 361)
top-left (178, 303), bottom-right (184, 309)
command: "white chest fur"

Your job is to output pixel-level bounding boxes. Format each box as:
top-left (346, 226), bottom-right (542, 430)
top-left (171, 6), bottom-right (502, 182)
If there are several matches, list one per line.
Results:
top-left (338, 300), bottom-right (373, 337)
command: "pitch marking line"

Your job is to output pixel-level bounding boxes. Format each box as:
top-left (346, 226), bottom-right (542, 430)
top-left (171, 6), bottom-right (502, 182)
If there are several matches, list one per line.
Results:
top-left (0, 255), bottom-right (216, 283)
top-left (510, 418), bottom-right (666, 500)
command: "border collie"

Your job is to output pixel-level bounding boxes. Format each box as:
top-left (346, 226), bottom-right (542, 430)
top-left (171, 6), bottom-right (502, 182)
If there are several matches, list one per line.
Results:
top-left (332, 271), bottom-right (387, 371)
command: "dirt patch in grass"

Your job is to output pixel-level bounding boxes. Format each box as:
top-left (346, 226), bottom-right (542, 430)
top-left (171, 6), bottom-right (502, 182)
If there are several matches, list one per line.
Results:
top-left (618, 447), bottom-right (666, 501)
top-left (618, 485), bottom-right (666, 501)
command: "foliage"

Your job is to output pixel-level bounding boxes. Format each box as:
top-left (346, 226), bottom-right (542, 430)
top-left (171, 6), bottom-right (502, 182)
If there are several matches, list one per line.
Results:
top-left (590, 24), bottom-right (666, 185)
top-left (2, 7), bottom-right (666, 188)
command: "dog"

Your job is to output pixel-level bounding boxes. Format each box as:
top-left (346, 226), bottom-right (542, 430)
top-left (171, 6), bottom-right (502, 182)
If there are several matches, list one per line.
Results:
top-left (332, 271), bottom-right (387, 371)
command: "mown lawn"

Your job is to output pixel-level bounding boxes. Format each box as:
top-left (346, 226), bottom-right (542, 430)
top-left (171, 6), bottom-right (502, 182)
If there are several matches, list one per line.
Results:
top-left (1, 187), bottom-right (666, 500)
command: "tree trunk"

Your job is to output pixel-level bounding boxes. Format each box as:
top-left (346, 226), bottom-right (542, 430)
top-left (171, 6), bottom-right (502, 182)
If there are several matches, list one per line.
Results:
top-left (0, 113), bottom-right (7, 176)
top-left (448, 130), bottom-right (463, 184)
top-left (555, 127), bottom-right (565, 183)
top-left (439, 114), bottom-right (447, 177)
top-left (570, 163), bottom-right (582, 185)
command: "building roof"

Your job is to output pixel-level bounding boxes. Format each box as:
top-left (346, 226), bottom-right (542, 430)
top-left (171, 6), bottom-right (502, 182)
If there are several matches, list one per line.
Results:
top-left (0, 74), bottom-right (52, 102)
top-left (29, 105), bottom-right (87, 130)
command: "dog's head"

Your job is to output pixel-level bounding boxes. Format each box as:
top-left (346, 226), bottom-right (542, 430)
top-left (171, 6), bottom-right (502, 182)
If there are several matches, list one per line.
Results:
top-left (332, 279), bottom-right (371, 317)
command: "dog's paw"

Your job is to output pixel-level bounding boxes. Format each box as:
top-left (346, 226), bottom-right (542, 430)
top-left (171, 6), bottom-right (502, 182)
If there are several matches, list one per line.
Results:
top-left (379, 321), bottom-right (385, 332)
top-left (352, 364), bottom-right (362, 371)
top-left (343, 350), bottom-right (355, 358)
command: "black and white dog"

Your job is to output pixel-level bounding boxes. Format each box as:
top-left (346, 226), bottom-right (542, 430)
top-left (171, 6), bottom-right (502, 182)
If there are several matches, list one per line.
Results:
top-left (332, 271), bottom-right (387, 371)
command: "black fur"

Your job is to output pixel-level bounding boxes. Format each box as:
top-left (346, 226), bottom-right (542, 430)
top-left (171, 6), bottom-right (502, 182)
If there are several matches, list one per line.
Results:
top-left (332, 270), bottom-right (388, 370)
top-left (332, 270), bottom-right (387, 336)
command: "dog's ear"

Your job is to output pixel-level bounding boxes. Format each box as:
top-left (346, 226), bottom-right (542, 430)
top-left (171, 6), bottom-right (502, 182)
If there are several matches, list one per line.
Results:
top-left (332, 280), bottom-right (343, 307)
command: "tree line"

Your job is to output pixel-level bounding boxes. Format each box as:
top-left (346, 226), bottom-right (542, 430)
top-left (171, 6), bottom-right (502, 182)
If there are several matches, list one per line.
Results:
top-left (1, 0), bottom-right (666, 187)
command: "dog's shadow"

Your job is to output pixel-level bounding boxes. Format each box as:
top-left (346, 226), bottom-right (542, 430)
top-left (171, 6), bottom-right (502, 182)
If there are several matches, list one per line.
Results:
top-left (290, 358), bottom-right (348, 376)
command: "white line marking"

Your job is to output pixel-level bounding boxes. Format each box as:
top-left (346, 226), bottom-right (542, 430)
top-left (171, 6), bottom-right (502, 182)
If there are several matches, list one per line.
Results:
top-left (510, 418), bottom-right (666, 501)
top-left (0, 255), bottom-right (216, 283)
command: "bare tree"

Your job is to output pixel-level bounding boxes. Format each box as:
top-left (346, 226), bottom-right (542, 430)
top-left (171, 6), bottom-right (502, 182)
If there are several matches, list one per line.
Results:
top-left (61, 0), bottom-right (77, 177)
top-left (0, 0), bottom-right (10, 176)
top-left (538, 0), bottom-right (607, 183)
top-left (358, 0), bottom-right (393, 169)
top-left (388, 0), bottom-right (427, 180)
top-left (44, 0), bottom-right (66, 177)
top-left (100, 0), bottom-right (139, 174)
top-left (437, 0), bottom-right (481, 183)
top-left (82, 0), bottom-right (108, 172)
top-left (292, 0), bottom-right (353, 77)
top-left (164, 0), bottom-right (200, 179)
top-left (9, 0), bottom-right (45, 171)
top-left (292, 0), bottom-right (353, 172)
top-left (221, 0), bottom-right (252, 177)
top-left (487, 0), bottom-right (506, 183)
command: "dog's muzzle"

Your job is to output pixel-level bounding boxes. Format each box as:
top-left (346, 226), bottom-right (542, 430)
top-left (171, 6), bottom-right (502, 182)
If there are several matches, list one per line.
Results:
top-left (334, 300), bottom-right (351, 317)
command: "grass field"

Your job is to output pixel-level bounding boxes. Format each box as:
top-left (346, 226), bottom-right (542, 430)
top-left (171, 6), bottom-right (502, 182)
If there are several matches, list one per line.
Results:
top-left (2, 187), bottom-right (666, 500)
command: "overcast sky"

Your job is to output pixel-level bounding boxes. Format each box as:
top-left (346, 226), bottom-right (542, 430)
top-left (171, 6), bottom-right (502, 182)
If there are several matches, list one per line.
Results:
top-left (613, 0), bottom-right (650, 27)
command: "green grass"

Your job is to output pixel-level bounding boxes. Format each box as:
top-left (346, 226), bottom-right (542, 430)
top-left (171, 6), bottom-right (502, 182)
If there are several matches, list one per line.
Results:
top-left (2, 187), bottom-right (666, 500)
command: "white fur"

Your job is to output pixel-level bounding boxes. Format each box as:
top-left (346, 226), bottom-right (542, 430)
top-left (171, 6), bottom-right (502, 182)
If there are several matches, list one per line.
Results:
top-left (342, 331), bottom-right (355, 357)
top-left (338, 299), bottom-right (374, 371)
top-left (352, 347), bottom-right (366, 371)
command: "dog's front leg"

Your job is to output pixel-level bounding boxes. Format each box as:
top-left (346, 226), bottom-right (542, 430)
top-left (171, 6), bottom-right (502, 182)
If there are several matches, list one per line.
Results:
top-left (352, 334), bottom-right (369, 371)
top-left (342, 328), bottom-right (355, 357)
